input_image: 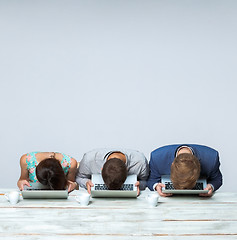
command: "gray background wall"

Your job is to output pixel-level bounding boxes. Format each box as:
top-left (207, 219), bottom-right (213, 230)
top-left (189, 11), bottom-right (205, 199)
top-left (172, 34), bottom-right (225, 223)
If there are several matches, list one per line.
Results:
top-left (0, 0), bottom-right (236, 191)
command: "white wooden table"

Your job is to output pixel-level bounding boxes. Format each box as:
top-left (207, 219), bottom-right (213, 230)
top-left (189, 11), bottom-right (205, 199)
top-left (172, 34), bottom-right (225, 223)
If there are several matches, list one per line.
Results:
top-left (0, 189), bottom-right (237, 240)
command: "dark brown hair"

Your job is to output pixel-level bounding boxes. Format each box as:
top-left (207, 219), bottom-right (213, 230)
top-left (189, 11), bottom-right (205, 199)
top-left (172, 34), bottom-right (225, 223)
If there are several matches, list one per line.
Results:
top-left (36, 158), bottom-right (67, 190)
top-left (170, 153), bottom-right (201, 189)
top-left (102, 158), bottom-right (127, 190)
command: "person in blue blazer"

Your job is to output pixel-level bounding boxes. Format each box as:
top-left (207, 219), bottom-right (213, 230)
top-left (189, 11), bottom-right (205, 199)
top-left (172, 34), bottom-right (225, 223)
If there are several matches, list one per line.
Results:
top-left (147, 144), bottom-right (223, 197)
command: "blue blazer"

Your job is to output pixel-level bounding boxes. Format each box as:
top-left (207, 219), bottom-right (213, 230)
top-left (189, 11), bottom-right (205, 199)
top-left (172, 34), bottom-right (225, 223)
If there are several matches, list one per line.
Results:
top-left (147, 144), bottom-right (223, 191)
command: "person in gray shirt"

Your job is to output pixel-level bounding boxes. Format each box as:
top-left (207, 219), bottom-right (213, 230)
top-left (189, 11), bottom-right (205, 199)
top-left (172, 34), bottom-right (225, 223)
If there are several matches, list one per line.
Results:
top-left (76, 148), bottom-right (149, 195)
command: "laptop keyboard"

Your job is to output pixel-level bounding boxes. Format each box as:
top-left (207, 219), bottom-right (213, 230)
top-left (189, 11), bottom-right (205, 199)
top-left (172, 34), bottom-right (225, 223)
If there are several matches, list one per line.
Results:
top-left (25, 189), bottom-right (51, 191)
top-left (165, 182), bottom-right (204, 190)
top-left (94, 183), bottom-right (134, 191)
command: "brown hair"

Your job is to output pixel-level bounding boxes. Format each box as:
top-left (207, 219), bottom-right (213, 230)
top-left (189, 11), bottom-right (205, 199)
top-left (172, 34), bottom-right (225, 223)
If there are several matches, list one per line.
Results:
top-left (36, 158), bottom-right (67, 190)
top-left (170, 153), bottom-right (201, 189)
top-left (102, 158), bottom-right (127, 190)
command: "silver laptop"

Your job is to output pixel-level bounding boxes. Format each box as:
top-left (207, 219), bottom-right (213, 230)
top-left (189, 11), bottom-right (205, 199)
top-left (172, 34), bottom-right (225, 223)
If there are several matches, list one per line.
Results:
top-left (161, 175), bottom-right (208, 194)
top-left (22, 182), bottom-right (68, 199)
top-left (91, 174), bottom-right (137, 198)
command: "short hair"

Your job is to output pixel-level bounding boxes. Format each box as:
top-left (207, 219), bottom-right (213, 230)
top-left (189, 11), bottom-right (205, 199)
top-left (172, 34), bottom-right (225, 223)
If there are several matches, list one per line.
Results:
top-left (170, 153), bottom-right (201, 189)
top-left (102, 158), bottom-right (127, 190)
top-left (36, 158), bottom-right (67, 190)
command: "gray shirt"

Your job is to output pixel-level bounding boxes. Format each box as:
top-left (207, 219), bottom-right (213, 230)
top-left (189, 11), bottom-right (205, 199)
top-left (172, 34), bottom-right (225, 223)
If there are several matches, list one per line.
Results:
top-left (76, 148), bottom-right (149, 190)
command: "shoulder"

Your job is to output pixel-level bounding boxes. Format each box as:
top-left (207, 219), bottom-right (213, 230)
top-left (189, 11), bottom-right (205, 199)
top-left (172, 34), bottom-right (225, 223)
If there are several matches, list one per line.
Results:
top-left (82, 148), bottom-right (111, 160)
top-left (149, 145), bottom-right (182, 166)
top-left (60, 153), bottom-right (77, 167)
top-left (20, 153), bottom-right (27, 161)
top-left (151, 144), bottom-right (179, 156)
top-left (82, 149), bottom-right (98, 159)
top-left (19, 154), bottom-right (28, 167)
top-left (124, 149), bottom-right (147, 163)
top-left (80, 149), bottom-right (98, 165)
top-left (21, 152), bottom-right (38, 161)
top-left (70, 157), bottom-right (77, 168)
top-left (190, 144), bottom-right (219, 156)
top-left (190, 145), bottom-right (220, 172)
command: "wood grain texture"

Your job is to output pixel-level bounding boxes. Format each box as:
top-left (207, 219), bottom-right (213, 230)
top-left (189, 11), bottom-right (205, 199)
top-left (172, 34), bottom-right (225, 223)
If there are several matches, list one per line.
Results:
top-left (0, 189), bottom-right (236, 239)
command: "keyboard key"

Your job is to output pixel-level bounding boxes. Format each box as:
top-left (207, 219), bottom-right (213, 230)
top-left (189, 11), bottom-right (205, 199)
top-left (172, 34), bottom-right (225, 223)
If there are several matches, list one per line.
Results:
top-left (165, 182), bottom-right (204, 190)
top-left (94, 183), bottom-right (133, 191)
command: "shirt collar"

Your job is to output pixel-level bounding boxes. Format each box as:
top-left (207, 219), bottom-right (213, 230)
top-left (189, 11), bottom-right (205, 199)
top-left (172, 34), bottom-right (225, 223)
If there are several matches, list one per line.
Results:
top-left (104, 151), bottom-right (128, 165)
top-left (175, 145), bottom-right (194, 157)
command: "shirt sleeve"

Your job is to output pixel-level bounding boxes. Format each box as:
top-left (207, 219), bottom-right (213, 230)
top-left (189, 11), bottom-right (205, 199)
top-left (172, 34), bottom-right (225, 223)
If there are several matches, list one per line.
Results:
top-left (147, 152), bottom-right (161, 191)
top-left (207, 152), bottom-right (223, 191)
top-left (75, 153), bottom-right (92, 189)
top-left (137, 155), bottom-right (149, 190)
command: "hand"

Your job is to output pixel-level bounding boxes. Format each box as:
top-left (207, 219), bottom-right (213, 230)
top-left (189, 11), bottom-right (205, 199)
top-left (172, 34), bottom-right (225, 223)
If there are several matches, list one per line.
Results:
top-left (17, 179), bottom-right (31, 191)
top-left (199, 184), bottom-right (213, 197)
top-left (155, 183), bottom-right (173, 197)
top-left (135, 181), bottom-right (140, 196)
top-left (86, 180), bottom-right (94, 194)
top-left (67, 181), bottom-right (78, 193)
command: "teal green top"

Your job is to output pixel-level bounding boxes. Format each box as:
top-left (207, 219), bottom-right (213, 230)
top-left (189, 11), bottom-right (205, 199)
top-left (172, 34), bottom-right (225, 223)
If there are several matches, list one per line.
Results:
top-left (26, 152), bottom-right (72, 182)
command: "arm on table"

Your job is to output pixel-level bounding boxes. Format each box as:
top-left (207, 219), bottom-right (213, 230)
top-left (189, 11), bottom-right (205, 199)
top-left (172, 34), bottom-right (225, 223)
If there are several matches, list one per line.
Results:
top-left (206, 153), bottom-right (223, 192)
top-left (147, 154), bottom-right (172, 197)
top-left (137, 155), bottom-right (149, 191)
top-left (75, 153), bottom-right (94, 194)
top-left (67, 157), bottom-right (78, 192)
top-left (17, 154), bottom-right (31, 191)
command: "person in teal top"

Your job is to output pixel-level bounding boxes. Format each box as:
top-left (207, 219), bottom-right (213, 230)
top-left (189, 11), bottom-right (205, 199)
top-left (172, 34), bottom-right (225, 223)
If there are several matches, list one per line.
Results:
top-left (17, 152), bottom-right (78, 192)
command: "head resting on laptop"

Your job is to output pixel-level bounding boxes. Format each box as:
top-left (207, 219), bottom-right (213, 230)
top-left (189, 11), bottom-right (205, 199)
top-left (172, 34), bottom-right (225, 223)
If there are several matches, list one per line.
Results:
top-left (102, 158), bottom-right (128, 190)
top-left (171, 153), bottom-right (201, 189)
top-left (36, 158), bottom-right (67, 190)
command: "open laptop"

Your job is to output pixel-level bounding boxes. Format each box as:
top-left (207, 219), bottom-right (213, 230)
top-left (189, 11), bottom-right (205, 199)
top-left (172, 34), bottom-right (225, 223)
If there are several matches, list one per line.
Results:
top-left (161, 175), bottom-right (208, 194)
top-left (21, 182), bottom-right (68, 199)
top-left (91, 174), bottom-right (137, 198)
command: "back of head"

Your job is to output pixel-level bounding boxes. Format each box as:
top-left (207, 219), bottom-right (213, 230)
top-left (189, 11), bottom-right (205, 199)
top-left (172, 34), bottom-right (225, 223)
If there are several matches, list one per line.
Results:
top-left (170, 153), bottom-right (201, 189)
top-left (102, 158), bottom-right (127, 190)
top-left (36, 158), bottom-right (67, 190)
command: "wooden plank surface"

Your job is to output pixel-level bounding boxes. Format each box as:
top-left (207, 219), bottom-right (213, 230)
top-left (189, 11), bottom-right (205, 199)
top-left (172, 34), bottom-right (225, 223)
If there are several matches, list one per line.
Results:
top-left (0, 189), bottom-right (237, 239)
